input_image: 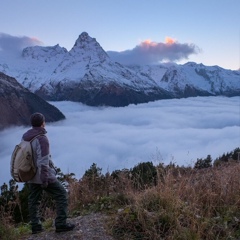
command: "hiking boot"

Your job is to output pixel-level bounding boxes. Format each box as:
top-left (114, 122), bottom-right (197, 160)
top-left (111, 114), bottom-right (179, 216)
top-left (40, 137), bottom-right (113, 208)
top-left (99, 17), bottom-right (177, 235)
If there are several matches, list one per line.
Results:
top-left (32, 225), bottom-right (44, 234)
top-left (55, 223), bottom-right (75, 233)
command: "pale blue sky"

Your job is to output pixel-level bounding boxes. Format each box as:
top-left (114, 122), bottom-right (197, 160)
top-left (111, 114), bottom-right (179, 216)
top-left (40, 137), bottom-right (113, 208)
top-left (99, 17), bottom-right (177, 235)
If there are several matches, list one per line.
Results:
top-left (0, 0), bottom-right (239, 70)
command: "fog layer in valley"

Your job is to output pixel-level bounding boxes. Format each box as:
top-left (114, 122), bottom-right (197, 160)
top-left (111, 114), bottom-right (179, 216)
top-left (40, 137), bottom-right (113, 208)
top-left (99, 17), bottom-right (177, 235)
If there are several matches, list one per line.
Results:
top-left (1, 96), bottom-right (239, 187)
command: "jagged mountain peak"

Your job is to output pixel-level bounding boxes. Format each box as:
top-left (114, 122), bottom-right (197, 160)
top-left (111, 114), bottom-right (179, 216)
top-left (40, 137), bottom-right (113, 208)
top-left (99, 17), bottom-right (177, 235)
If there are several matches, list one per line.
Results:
top-left (69, 32), bottom-right (108, 62)
top-left (183, 62), bottom-right (202, 68)
top-left (22, 44), bottom-right (68, 61)
top-left (72, 32), bottom-right (99, 50)
top-left (76, 32), bottom-right (92, 42)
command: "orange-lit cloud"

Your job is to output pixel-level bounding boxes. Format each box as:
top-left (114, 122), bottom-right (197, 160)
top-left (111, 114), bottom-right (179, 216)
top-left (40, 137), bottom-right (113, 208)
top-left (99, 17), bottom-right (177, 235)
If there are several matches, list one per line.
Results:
top-left (141, 39), bottom-right (158, 47)
top-left (165, 37), bottom-right (176, 44)
top-left (143, 39), bottom-right (152, 45)
top-left (30, 37), bottom-right (43, 44)
top-left (0, 33), bottom-right (43, 55)
top-left (108, 37), bottom-right (200, 65)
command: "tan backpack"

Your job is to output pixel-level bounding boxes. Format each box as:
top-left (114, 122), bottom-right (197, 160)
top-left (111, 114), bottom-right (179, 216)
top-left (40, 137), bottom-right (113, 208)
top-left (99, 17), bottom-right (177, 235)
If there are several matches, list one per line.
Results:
top-left (10, 135), bottom-right (42, 182)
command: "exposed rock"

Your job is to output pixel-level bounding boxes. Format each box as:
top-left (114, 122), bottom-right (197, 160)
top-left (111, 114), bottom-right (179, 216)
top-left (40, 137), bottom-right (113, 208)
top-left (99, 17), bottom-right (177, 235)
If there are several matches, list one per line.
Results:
top-left (0, 72), bottom-right (65, 130)
top-left (35, 80), bottom-right (172, 107)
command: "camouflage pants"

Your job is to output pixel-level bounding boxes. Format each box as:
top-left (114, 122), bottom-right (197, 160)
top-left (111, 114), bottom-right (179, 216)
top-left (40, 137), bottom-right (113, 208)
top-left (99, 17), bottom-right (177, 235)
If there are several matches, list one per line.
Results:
top-left (28, 181), bottom-right (68, 228)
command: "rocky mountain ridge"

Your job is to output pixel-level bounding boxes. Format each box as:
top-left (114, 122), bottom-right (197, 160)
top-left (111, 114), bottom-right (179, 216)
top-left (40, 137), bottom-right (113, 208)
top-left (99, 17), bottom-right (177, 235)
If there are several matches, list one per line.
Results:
top-left (0, 72), bottom-right (65, 130)
top-left (129, 62), bottom-right (240, 97)
top-left (0, 32), bottom-right (239, 106)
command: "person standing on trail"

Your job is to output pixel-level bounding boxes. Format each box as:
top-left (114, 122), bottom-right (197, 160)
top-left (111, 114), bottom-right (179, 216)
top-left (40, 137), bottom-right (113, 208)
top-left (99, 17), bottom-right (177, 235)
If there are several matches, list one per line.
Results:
top-left (22, 112), bottom-right (75, 234)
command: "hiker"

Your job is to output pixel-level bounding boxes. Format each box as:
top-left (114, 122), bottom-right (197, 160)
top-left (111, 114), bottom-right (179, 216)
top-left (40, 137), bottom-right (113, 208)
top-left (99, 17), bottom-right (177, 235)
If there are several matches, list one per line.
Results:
top-left (22, 112), bottom-right (75, 234)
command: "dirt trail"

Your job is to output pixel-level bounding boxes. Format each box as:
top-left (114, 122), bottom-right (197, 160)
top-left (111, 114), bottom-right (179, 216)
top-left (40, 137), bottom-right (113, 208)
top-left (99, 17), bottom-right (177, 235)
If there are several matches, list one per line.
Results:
top-left (23, 213), bottom-right (114, 240)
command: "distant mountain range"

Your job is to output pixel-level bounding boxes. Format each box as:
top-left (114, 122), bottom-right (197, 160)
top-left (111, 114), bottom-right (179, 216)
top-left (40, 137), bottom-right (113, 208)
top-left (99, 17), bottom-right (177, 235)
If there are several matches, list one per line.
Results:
top-left (0, 32), bottom-right (239, 107)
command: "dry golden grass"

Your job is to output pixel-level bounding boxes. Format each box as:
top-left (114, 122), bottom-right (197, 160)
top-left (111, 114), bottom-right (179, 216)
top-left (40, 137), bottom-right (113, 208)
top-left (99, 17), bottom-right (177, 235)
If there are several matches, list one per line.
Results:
top-left (108, 163), bottom-right (240, 239)
top-left (1, 160), bottom-right (240, 239)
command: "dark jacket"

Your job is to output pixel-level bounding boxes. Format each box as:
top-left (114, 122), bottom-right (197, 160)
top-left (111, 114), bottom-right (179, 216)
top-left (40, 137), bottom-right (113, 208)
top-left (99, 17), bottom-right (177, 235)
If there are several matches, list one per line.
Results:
top-left (22, 127), bottom-right (57, 184)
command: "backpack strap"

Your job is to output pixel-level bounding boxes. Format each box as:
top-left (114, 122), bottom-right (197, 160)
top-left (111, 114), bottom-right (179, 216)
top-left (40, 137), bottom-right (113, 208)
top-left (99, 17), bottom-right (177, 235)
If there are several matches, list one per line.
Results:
top-left (30, 134), bottom-right (45, 143)
top-left (29, 134), bottom-right (46, 161)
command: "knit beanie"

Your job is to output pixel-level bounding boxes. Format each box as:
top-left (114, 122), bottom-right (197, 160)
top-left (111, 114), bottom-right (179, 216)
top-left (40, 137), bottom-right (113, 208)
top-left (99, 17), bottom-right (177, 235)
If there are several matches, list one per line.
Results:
top-left (30, 112), bottom-right (45, 127)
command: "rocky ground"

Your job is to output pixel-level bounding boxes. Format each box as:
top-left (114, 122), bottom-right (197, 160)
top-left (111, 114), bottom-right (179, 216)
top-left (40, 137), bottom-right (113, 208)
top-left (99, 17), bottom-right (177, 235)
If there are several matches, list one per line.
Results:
top-left (22, 213), bottom-right (114, 240)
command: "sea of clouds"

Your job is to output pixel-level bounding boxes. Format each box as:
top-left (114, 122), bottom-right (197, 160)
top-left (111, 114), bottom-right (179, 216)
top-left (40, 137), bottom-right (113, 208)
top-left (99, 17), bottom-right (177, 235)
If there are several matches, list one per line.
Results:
top-left (1, 96), bottom-right (239, 187)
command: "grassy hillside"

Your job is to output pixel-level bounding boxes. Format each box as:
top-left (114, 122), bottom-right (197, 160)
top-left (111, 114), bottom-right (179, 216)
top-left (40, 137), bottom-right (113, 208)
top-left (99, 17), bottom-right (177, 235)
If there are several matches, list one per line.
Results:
top-left (1, 148), bottom-right (240, 239)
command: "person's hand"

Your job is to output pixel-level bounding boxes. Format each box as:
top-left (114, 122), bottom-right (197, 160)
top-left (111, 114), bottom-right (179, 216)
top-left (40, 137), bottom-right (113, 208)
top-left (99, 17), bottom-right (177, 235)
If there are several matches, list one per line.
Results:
top-left (41, 182), bottom-right (48, 189)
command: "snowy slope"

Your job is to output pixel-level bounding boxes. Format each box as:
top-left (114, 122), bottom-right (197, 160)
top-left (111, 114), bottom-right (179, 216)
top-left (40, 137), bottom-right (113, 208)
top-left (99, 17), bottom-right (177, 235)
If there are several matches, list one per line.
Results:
top-left (129, 62), bottom-right (240, 97)
top-left (1, 33), bottom-right (160, 91)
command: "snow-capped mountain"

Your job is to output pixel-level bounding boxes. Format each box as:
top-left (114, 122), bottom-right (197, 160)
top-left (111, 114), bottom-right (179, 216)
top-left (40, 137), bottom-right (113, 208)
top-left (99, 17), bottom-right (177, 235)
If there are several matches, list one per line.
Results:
top-left (129, 62), bottom-right (239, 97)
top-left (0, 32), bottom-right (239, 106)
